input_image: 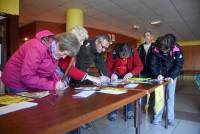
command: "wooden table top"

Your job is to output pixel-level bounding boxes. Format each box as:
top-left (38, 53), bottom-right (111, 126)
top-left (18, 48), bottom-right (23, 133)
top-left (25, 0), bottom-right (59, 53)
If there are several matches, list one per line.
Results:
top-left (0, 88), bottom-right (146, 134)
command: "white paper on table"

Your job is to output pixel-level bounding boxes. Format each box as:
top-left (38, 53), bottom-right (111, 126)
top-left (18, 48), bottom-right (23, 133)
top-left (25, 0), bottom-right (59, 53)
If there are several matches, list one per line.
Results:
top-left (74, 87), bottom-right (98, 91)
top-left (17, 91), bottom-right (50, 98)
top-left (98, 89), bottom-right (127, 95)
top-left (110, 79), bottom-right (125, 85)
top-left (0, 102), bottom-right (38, 116)
top-left (72, 91), bottom-right (96, 98)
top-left (124, 83), bottom-right (139, 89)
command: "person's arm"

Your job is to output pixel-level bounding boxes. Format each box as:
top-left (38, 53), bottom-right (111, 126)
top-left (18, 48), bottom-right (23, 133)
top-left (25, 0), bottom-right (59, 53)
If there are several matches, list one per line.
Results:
top-left (150, 50), bottom-right (161, 79)
top-left (168, 51), bottom-right (184, 79)
top-left (130, 49), bottom-right (144, 76)
top-left (68, 66), bottom-right (87, 81)
top-left (20, 45), bottom-right (55, 90)
top-left (94, 54), bottom-right (108, 76)
top-left (106, 52), bottom-right (114, 77)
top-left (85, 75), bottom-right (101, 85)
top-left (76, 45), bottom-right (91, 72)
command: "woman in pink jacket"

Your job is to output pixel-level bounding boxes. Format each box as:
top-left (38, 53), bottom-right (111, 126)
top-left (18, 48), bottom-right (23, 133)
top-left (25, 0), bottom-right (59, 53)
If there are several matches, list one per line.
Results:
top-left (2, 30), bottom-right (84, 93)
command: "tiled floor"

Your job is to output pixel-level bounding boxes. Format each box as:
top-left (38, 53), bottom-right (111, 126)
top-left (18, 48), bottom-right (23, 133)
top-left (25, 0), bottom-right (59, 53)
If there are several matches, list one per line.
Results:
top-left (79, 77), bottom-right (200, 134)
top-left (80, 113), bottom-right (200, 134)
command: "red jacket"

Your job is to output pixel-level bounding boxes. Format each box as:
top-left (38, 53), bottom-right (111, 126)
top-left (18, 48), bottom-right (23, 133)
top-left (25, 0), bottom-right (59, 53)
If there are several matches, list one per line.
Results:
top-left (106, 48), bottom-right (143, 77)
top-left (2, 30), bottom-right (57, 91)
top-left (59, 57), bottom-right (87, 81)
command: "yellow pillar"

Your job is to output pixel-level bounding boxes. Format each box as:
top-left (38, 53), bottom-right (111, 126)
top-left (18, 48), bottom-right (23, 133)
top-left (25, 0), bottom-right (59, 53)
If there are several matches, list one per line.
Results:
top-left (137, 37), bottom-right (144, 47)
top-left (66, 9), bottom-right (83, 32)
top-left (0, 0), bottom-right (19, 15)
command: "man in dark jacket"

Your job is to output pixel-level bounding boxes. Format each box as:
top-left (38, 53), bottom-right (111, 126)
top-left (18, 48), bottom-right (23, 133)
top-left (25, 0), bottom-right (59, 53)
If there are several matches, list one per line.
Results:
top-left (138, 31), bottom-right (155, 78)
top-left (71, 35), bottom-right (111, 86)
top-left (138, 31), bottom-right (155, 107)
top-left (150, 34), bottom-right (184, 126)
top-left (76, 35), bottom-right (110, 76)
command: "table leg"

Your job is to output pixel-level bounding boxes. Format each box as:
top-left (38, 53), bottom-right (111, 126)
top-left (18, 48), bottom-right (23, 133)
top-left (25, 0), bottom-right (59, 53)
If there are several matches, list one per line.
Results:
top-left (164, 86), bottom-right (168, 129)
top-left (134, 98), bottom-right (141, 134)
top-left (124, 104), bottom-right (128, 122)
top-left (74, 128), bottom-right (81, 134)
top-left (139, 98), bottom-right (142, 125)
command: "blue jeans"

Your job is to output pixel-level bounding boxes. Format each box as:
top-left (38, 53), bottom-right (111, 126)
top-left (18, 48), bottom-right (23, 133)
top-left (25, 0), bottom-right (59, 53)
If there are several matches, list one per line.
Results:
top-left (6, 87), bottom-right (27, 93)
top-left (153, 78), bottom-right (177, 122)
top-left (110, 103), bottom-right (132, 115)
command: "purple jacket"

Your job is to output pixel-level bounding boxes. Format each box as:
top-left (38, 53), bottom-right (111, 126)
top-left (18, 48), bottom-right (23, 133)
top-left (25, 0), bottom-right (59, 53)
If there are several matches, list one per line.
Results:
top-left (2, 30), bottom-right (58, 91)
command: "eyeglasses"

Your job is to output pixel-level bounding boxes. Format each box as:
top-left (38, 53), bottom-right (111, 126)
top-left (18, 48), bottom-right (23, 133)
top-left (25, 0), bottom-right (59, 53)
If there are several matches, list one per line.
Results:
top-left (99, 40), bottom-right (109, 49)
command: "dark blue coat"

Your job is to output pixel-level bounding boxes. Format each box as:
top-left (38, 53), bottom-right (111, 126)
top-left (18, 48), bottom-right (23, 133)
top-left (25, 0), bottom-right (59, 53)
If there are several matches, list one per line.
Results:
top-left (138, 43), bottom-right (155, 77)
top-left (150, 44), bottom-right (184, 79)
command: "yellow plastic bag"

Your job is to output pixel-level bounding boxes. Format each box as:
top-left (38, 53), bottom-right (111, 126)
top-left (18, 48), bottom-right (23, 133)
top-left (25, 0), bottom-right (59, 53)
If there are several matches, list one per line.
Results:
top-left (154, 85), bottom-right (164, 114)
top-left (145, 85), bottom-right (164, 114)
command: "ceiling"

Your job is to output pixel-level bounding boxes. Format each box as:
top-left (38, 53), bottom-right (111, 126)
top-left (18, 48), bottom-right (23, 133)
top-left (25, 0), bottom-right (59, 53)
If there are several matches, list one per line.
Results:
top-left (20, 0), bottom-right (200, 40)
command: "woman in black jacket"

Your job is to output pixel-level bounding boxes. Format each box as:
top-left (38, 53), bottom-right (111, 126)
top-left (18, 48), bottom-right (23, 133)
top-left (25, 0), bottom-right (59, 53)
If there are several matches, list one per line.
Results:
top-left (150, 34), bottom-right (184, 126)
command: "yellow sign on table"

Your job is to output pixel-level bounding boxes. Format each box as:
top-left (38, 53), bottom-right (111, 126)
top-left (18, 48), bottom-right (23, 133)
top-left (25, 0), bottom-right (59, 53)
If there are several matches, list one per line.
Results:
top-left (99, 87), bottom-right (127, 95)
top-left (0, 95), bottom-right (33, 105)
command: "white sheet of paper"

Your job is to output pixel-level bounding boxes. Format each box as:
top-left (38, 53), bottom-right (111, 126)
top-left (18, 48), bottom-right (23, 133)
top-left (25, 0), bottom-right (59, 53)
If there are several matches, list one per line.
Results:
top-left (73, 91), bottom-right (96, 98)
top-left (124, 83), bottom-right (139, 89)
top-left (0, 102), bottom-right (38, 116)
top-left (98, 89), bottom-right (126, 95)
top-left (17, 91), bottom-right (50, 98)
top-left (74, 87), bottom-right (97, 91)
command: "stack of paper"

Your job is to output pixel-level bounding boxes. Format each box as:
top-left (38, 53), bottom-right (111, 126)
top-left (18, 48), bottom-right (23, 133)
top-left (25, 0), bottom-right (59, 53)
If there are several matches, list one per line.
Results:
top-left (0, 102), bottom-right (38, 115)
top-left (73, 91), bottom-right (96, 98)
top-left (74, 87), bottom-right (98, 91)
top-left (17, 91), bottom-right (50, 98)
top-left (110, 79), bottom-right (126, 86)
top-left (127, 77), bottom-right (153, 84)
top-left (0, 95), bottom-right (33, 105)
top-left (124, 83), bottom-right (139, 89)
top-left (98, 87), bottom-right (127, 95)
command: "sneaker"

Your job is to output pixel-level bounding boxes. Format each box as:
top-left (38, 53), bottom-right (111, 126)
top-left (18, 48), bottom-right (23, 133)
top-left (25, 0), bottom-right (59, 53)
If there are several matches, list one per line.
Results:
top-left (151, 119), bottom-right (161, 125)
top-left (108, 113), bottom-right (117, 121)
top-left (81, 123), bottom-right (92, 129)
top-left (127, 111), bottom-right (134, 119)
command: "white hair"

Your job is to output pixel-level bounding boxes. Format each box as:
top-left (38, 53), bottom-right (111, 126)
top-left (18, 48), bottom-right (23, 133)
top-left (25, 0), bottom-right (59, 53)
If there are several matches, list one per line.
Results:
top-left (70, 26), bottom-right (89, 40)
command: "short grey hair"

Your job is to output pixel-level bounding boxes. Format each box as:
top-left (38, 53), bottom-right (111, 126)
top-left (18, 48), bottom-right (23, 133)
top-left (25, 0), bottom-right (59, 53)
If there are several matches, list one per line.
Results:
top-left (96, 34), bottom-right (111, 42)
top-left (144, 31), bottom-right (153, 36)
top-left (70, 26), bottom-right (89, 40)
top-left (55, 32), bottom-right (80, 56)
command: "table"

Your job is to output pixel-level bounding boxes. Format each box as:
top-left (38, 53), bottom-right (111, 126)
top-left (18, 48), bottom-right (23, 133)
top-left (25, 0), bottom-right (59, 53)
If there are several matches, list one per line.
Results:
top-left (0, 88), bottom-right (146, 134)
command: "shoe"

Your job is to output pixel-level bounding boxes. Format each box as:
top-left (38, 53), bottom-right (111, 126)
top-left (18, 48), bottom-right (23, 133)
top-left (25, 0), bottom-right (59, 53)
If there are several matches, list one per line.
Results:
top-left (127, 111), bottom-right (134, 119)
top-left (168, 121), bottom-right (175, 126)
top-left (81, 123), bottom-right (92, 129)
top-left (151, 119), bottom-right (161, 125)
top-left (108, 113), bottom-right (117, 121)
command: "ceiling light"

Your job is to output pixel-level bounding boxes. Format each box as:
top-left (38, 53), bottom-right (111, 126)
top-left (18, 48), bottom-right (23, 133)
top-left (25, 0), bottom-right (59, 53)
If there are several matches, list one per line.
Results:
top-left (133, 25), bottom-right (140, 30)
top-left (24, 37), bottom-right (28, 41)
top-left (150, 20), bottom-right (161, 25)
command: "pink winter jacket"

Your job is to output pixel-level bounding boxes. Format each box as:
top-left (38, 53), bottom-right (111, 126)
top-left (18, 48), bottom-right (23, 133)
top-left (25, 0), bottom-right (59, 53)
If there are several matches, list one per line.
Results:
top-left (2, 30), bottom-right (58, 91)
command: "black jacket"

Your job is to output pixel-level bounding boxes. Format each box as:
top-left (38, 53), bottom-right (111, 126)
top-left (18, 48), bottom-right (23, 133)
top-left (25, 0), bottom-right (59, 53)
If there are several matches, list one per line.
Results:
top-left (76, 39), bottom-right (108, 76)
top-left (137, 43), bottom-right (155, 77)
top-left (150, 44), bottom-right (184, 79)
